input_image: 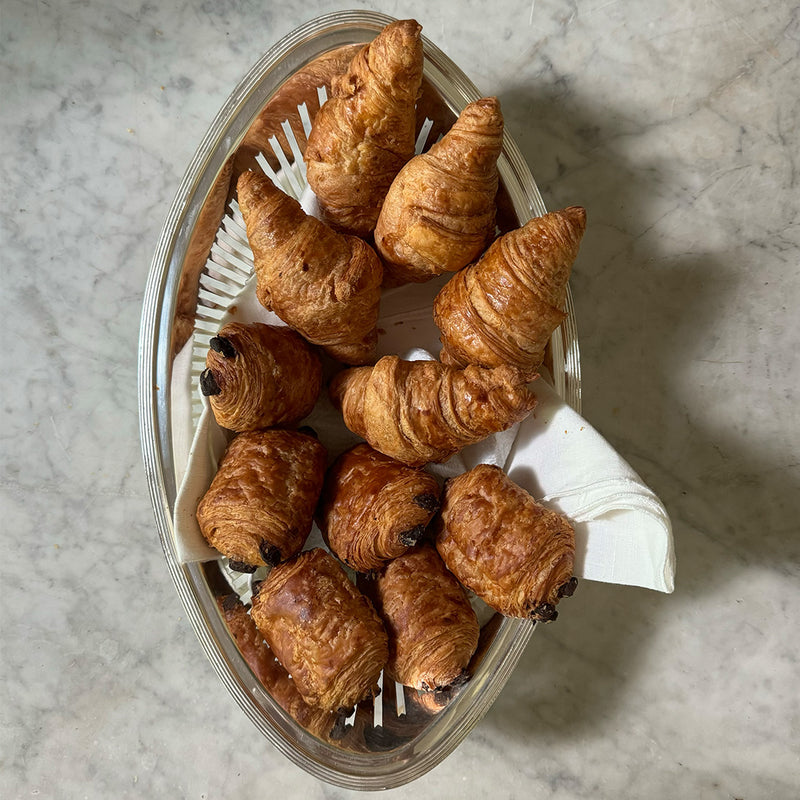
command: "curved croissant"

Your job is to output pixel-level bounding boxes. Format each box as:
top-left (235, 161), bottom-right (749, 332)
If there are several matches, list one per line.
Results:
top-left (329, 355), bottom-right (536, 467)
top-left (173, 157), bottom-right (234, 358)
top-left (250, 548), bottom-right (389, 712)
top-left (200, 322), bottom-right (322, 432)
top-left (216, 594), bottom-right (346, 741)
top-left (196, 429), bottom-right (327, 571)
top-left (435, 464), bottom-right (578, 620)
top-left (305, 19), bottom-right (424, 237)
top-left (433, 207), bottom-right (587, 376)
top-left (237, 171), bottom-right (383, 365)
top-left (317, 443), bottom-right (441, 572)
top-left (375, 97), bottom-right (504, 285)
top-left (368, 545), bottom-right (479, 691)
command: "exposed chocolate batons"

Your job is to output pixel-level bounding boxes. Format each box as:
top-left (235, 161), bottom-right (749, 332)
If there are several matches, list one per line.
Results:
top-left (370, 545), bottom-right (480, 692)
top-left (529, 602), bottom-right (558, 622)
top-left (436, 464), bottom-right (575, 620)
top-left (398, 525), bottom-right (426, 547)
top-left (196, 429), bottom-right (327, 569)
top-left (220, 593), bottom-right (241, 613)
top-left (412, 492), bottom-right (440, 513)
top-left (199, 368), bottom-right (221, 396)
top-left (329, 713), bottom-right (349, 741)
top-left (227, 559), bottom-right (257, 574)
top-left (209, 335), bottom-right (237, 359)
top-left (422, 668), bottom-right (471, 696)
top-left (259, 541), bottom-right (282, 567)
top-left (558, 577), bottom-right (579, 598)
top-left (316, 443), bottom-right (442, 572)
top-left (204, 321), bottom-right (322, 432)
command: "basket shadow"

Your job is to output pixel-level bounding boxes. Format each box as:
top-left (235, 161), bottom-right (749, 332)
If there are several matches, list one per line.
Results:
top-left (474, 85), bottom-right (800, 741)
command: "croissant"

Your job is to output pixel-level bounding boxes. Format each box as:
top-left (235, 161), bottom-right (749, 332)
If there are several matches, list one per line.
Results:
top-left (216, 594), bottom-right (345, 741)
top-left (250, 548), bottom-right (389, 712)
top-left (435, 464), bottom-right (578, 620)
top-left (237, 171), bottom-right (383, 364)
top-left (375, 97), bottom-right (504, 285)
top-left (304, 19), bottom-right (424, 237)
top-left (199, 322), bottom-right (322, 432)
top-left (317, 443), bottom-right (441, 572)
top-left (367, 545), bottom-right (479, 691)
top-left (329, 355), bottom-right (537, 467)
top-left (196, 429), bottom-right (326, 571)
top-left (433, 207), bottom-right (587, 375)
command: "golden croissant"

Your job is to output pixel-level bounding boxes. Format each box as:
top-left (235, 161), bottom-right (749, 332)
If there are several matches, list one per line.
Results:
top-left (196, 429), bottom-right (327, 571)
top-left (435, 464), bottom-right (578, 620)
top-left (317, 443), bottom-right (441, 572)
top-left (375, 97), bottom-right (504, 285)
top-left (433, 207), bottom-right (587, 375)
top-left (216, 594), bottom-right (346, 741)
top-left (304, 19), bottom-right (424, 237)
top-left (366, 545), bottom-right (480, 691)
top-left (199, 322), bottom-right (322, 432)
top-left (329, 355), bottom-right (537, 467)
top-left (237, 171), bottom-right (383, 365)
top-left (250, 548), bottom-right (389, 712)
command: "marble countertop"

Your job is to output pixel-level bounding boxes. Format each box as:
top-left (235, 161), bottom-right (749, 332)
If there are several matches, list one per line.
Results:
top-left (2, 1), bottom-right (798, 797)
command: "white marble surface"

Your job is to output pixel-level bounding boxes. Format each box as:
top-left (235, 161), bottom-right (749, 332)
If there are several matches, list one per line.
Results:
top-left (2, 0), bottom-right (798, 797)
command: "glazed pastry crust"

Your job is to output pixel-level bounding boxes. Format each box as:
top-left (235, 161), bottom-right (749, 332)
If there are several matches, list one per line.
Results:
top-left (216, 595), bottom-right (344, 741)
top-left (237, 170), bottom-right (383, 365)
top-left (201, 322), bottom-right (322, 432)
top-left (435, 464), bottom-right (576, 620)
top-left (329, 355), bottom-right (537, 467)
top-left (433, 207), bottom-right (587, 376)
top-left (375, 97), bottom-right (504, 285)
top-left (250, 548), bottom-right (389, 712)
top-left (304, 19), bottom-right (424, 237)
top-left (196, 430), bottom-right (327, 569)
top-left (317, 443), bottom-right (441, 572)
top-left (369, 545), bottom-right (479, 691)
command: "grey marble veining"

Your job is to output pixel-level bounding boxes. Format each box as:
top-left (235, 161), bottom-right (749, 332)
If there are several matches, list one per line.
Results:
top-left (1, 0), bottom-right (798, 797)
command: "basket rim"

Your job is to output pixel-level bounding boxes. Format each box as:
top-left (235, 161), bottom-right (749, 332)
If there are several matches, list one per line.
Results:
top-left (139, 9), bottom-right (580, 790)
